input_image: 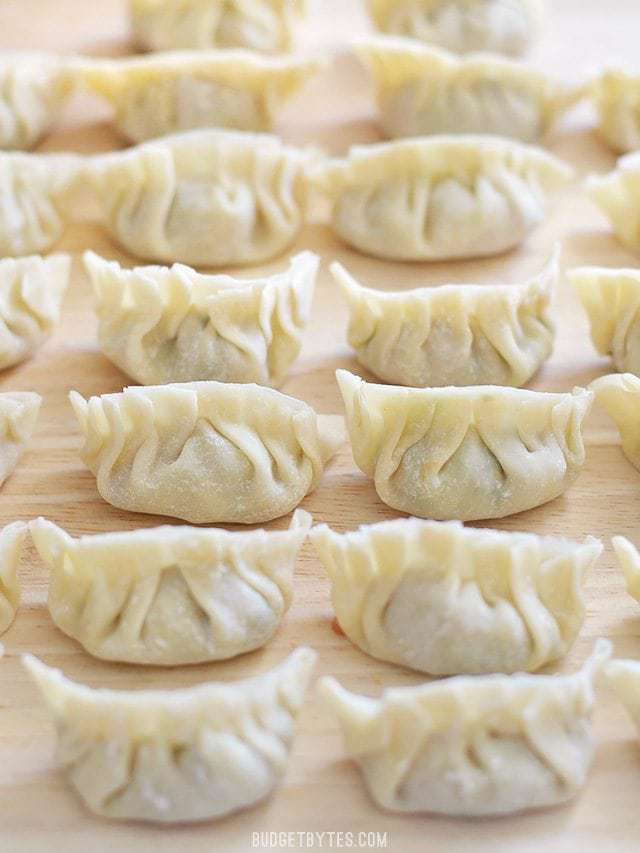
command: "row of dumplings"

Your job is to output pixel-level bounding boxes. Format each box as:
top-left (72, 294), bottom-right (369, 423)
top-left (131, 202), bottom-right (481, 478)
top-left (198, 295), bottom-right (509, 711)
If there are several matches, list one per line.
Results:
top-left (5, 247), bottom-right (640, 392)
top-left (127, 0), bottom-right (541, 57)
top-left (6, 511), bottom-right (640, 821)
top-left (2, 510), bottom-right (640, 674)
top-left (3, 41), bottom-right (640, 152)
top-left (3, 128), bottom-right (640, 267)
top-left (0, 364), bottom-right (634, 528)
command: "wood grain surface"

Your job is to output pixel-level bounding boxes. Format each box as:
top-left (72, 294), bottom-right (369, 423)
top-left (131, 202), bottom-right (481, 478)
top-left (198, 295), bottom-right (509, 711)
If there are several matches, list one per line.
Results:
top-left (0, 1), bottom-right (639, 850)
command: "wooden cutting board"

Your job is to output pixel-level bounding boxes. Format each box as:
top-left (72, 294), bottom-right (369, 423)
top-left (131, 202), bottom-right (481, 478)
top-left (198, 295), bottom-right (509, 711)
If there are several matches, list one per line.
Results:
top-left (0, 1), bottom-right (639, 850)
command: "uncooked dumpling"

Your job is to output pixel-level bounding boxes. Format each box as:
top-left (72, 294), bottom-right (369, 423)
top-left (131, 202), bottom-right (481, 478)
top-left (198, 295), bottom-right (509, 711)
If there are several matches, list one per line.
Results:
top-left (83, 129), bottom-right (313, 267)
top-left (337, 369), bottom-right (592, 521)
top-left (365, 0), bottom-right (543, 56)
top-left (570, 266), bottom-right (640, 376)
top-left (129, 0), bottom-right (305, 53)
top-left (0, 392), bottom-right (41, 487)
top-left (84, 249), bottom-right (318, 387)
top-left (357, 37), bottom-right (576, 142)
top-left (0, 522), bottom-right (28, 635)
top-left (70, 381), bottom-right (343, 524)
top-left (310, 136), bottom-right (572, 261)
top-left (0, 254), bottom-right (70, 371)
top-left (0, 52), bottom-right (73, 150)
top-left (30, 510), bottom-right (311, 665)
top-left (590, 372), bottom-right (640, 472)
top-left (0, 152), bottom-right (81, 256)
top-left (606, 657), bottom-right (640, 737)
top-left (333, 246), bottom-right (556, 387)
top-left (321, 639), bottom-right (610, 817)
top-left (587, 152), bottom-right (640, 254)
top-left (611, 535), bottom-right (640, 603)
top-left (24, 646), bottom-right (317, 823)
top-left (588, 70), bottom-right (640, 154)
top-left (72, 50), bottom-right (320, 143)
top-left (311, 516), bottom-right (601, 675)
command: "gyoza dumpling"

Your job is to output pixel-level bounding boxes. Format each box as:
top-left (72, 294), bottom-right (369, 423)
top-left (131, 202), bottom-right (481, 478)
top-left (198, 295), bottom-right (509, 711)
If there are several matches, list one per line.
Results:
top-left (309, 137), bottom-right (572, 262)
top-left (333, 247), bottom-right (556, 387)
top-left (365, 0), bottom-right (543, 56)
top-left (320, 639), bottom-right (610, 817)
top-left (0, 392), bottom-right (41, 487)
top-left (570, 266), bottom-right (640, 376)
top-left (84, 129), bottom-right (313, 267)
top-left (337, 370), bottom-right (592, 521)
top-left (84, 250), bottom-right (317, 387)
top-left (611, 535), bottom-right (640, 603)
top-left (72, 51), bottom-right (320, 144)
top-left (129, 0), bottom-right (305, 53)
top-left (30, 510), bottom-right (311, 665)
top-left (0, 52), bottom-right (73, 150)
top-left (606, 658), bottom-right (640, 737)
top-left (0, 254), bottom-right (70, 371)
top-left (70, 381), bottom-right (343, 524)
top-left (587, 152), bottom-right (640, 254)
top-left (356, 38), bottom-right (577, 143)
top-left (24, 646), bottom-right (316, 823)
top-left (590, 372), bottom-right (640, 471)
top-left (588, 70), bottom-right (640, 154)
top-left (311, 517), bottom-right (601, 676)
top-left (0, 152), bottom-right (81, 256)
top-left (0, 522), bottom-right (28, 635)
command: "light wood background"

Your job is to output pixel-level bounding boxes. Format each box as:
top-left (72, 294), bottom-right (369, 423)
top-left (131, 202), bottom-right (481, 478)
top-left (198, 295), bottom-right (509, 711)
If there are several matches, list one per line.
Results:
top-left (0, 1), bottom-right (639, 851)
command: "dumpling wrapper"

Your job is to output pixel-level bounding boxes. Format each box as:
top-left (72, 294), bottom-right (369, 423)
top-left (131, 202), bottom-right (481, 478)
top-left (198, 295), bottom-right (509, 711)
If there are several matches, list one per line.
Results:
top-left (590, 372), bottom-right (640, 472)
top-left (0, 152), bottom-right (82, 256)
top-left (607, 658), bottom-right (640, 737)
top-left (309, 136), bottom-right (572, 262)
top-left (337, 369), bottom-right (592, 521)
top-left (0, 254), bottom-right (70, 371)
top-left (0, 52), bottom-right (73, 150)
top-left (311, 516), bottom-right (601, 676)
top-left (70, 381), bottom-right (343, 524)
top-left (0, 521), bottom-right (29, 635)
top-left (365, 0), bottom-right (543, 56)
top-left (83, 129), bottom-right (314, 267)
top-left (84, 249), bottom-right (318, 387)
top-left (570, 266), bottom-right (640, 376)
top-left (611, 535), bottom-right (640, 603)
top-left (0, 391), bottom-right (41, 487)
top-left (320, 639), bottom-right (611, 817)
top-left (129, 0), bottom-right (305, 53)
top-left (587, 151), bottom-right (640, 255)
top-left (333, 246), bottom-right (557, 387)
top-left (30, 510), bottom-right (311, 665)
top-left (24, 646), bottom-right (317, 823)
top-left (356, 37), bottom-right (578, 143)
top-left (71, 51), bottom-right (320, 144)
top-left (588, 70), bottom-right (640, 155)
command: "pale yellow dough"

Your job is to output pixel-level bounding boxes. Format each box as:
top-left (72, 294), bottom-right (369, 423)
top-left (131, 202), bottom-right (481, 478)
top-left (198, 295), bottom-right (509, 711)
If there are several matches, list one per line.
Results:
top-left (365, 0), bottom-right (543, 56)
top-left (333, 246), bottom-right (557, 387)
top-left (321, 639), bottom-right (611, 817)
top-left (337, 369), bottom-right (592, 521)
top-left (310, 136), bottom-right (572, 262)
top-left (71, 50), bottom-right (320, 143)
top-left (129, 0), bottom-right (305, 53)
top-left (70, 381), bottom-right (343, 524)
top-left (24, 647), bottom-right (317, 823)
top-left (311, 516), bottom-right (601, 675)
top-left (85, 250), bottom-right (318, 387)
top-left (0, 522), bottom-right (29, 636)
top-left (30, 510), bottom-right (311, 665)
top-left (357, 37), bottom-right (577, 142)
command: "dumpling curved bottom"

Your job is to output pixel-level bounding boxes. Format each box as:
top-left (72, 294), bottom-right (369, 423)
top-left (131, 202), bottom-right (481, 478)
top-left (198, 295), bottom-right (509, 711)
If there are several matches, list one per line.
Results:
top-left (359, 724), bottom-right (592, 817)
